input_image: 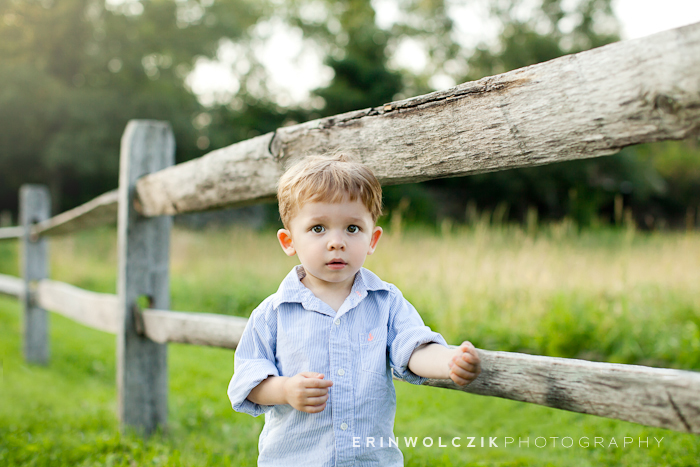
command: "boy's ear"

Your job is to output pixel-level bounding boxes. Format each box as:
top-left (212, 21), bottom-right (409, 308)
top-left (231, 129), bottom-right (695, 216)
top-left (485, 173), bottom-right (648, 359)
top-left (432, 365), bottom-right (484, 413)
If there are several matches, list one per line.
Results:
top-left (277, 229), bottom-right (296, 256)
top-left (367, 226), bottom-right (383, 255)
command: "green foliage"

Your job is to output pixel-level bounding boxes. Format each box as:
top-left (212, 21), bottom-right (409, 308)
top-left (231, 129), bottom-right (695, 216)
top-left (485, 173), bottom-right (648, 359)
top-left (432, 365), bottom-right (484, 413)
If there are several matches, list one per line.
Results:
top-left (1, 226), bottom-right (700, 465)
top-left (415, 0), bottom-right (652, 228)
top-left (422, 149), bottom-right (670, 228)
top-left (283, 0), bottom-right (404, 116)
top-left (3, 294), bottom-right (697, 466)
top-left (0, 237), bottom-right (18, 276)
top-left (206, 99), bottom-right (312, 150)
top-left (396, 0), bottom-right (698, 229)
top-left (630, 139), bottom-right (700, 226)
top-left (466, 0), bottom-right (620, 80)
top-left (0, 0), bottom-right (697, 230)
top-left (382, 183), bottom-right (440, 226)
top-left (0, 0), bottom-right (262, 213)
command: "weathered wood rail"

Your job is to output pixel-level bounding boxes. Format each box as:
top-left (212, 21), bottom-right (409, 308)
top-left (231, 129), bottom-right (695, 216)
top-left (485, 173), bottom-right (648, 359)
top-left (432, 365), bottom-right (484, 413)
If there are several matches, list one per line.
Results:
top-left (36, 280), bottom-right (121, 334)
top-left (33, 190), bottom-right (118, 237)
top-left (135, 22), bottom-right (700, 216)
top-left (0, 226), bottom-right (23, 240)
top-left (0, 273), bottom-right (23, 297)
top-left (428, 350), bottom-right (700, 434)
top-left (0, 22), bottom-right (699, 437)
top-left (1, 269), bottom-right (699, 434)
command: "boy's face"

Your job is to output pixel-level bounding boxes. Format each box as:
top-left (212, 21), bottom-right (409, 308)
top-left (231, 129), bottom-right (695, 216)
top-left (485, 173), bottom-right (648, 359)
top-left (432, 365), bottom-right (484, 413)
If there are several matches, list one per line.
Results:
top-left (277, 198), bottom-right (382, 292)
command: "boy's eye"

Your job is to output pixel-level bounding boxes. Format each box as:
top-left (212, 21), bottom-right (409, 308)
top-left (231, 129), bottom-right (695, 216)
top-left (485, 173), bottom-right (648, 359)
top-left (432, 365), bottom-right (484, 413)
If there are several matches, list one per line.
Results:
top-left (347, 225), bottom-right (359, 233)
top-left (311, 225), bottom-right (325, 233)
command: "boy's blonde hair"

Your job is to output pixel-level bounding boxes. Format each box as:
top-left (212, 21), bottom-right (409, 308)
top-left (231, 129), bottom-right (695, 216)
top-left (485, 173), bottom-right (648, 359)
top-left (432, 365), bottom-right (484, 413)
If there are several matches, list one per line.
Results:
top-left (277, 154), bottom-right (383, 228)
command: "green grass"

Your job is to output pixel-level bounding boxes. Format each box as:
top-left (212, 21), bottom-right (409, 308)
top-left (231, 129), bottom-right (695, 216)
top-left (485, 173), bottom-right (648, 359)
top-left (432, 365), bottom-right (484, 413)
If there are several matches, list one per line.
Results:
top-left (1, 224), bottom-right (699, 466)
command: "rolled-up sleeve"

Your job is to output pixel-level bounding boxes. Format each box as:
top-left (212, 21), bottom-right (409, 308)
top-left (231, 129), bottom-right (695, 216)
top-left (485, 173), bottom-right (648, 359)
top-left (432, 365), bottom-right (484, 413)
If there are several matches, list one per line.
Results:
top-left (227, 299), bottom-right (280, 417)
top-left (386, 285), bottom-right (448, 385)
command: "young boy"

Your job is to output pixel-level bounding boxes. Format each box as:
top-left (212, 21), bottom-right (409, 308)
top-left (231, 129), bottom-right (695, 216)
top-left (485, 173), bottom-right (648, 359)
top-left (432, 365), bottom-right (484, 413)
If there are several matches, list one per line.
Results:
top-left (228, 155), bottom-right (481, 466)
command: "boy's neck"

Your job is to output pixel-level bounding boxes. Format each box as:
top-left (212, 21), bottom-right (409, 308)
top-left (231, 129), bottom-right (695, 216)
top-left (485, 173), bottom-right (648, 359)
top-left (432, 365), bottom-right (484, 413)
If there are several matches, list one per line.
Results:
top-left (301, 270), bottom-right (355, 313)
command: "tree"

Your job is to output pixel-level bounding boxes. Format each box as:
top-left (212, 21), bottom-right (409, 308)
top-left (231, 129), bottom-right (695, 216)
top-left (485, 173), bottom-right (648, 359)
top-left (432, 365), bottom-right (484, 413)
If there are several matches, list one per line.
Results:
top-left (465, 0), bottom-right (620, 80)
top-left (418, 0), bottom-right (676, 227)
top-left (0, 0), bottom-right (262, 213)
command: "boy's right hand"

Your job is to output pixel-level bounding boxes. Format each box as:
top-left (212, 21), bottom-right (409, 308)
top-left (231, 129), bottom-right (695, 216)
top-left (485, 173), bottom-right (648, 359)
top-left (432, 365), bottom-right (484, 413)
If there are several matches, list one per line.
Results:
top-left (283, 372), bottom-right (333, 413)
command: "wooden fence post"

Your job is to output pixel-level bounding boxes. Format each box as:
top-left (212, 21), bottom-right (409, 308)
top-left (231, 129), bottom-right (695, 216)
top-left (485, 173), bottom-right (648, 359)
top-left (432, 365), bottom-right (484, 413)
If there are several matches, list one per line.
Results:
top-left (116, 120), bottom-right (174, 435)
top-left (19, 185), bottom-right (50, 365)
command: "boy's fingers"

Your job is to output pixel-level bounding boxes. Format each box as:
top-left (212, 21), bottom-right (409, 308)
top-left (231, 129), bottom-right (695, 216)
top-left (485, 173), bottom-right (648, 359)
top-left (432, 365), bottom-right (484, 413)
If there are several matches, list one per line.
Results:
top-left (458, 353), bottom-right (480, 367)
top-left (299, 372), bottom-right (325, 379)
top-left (454, 360), bottom-right (477, 373)
top-left (452, 371), bottom-right (477, 386)
top-left (305, 395), bottom-right (329, 406)
top-left (306, 378), bottom-right (333, 388)
top-left (450, 373), bottom-right (470, 386)
top-left (461, 351), bottom-right (480, 365)
top-left (302, 403), bottom-right (327, 413)
top-left (461, 342), bottom-right (480, 359)
top-left (455, 358), bottom-right (481, 376)
top-left (304, 387), bottom-right (329, 397)
top-left (450, 365), bottom-right (477, 380)
top-left (297, 372), bottom-right (313, 378)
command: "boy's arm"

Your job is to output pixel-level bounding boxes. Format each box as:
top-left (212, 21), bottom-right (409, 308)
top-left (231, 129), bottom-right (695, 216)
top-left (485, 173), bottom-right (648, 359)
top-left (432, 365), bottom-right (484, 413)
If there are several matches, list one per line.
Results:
top-left (408, 341), bottom-right (481, 386)
top-left (247, 372), bottom-right (333, 413)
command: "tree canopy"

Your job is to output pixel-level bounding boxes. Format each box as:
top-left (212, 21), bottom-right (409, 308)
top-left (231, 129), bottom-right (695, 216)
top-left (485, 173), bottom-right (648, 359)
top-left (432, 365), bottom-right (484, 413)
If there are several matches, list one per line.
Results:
top-left (0, 0), bottom-right (697, 229)
top-left (0, 0), bottom-right (261, 211)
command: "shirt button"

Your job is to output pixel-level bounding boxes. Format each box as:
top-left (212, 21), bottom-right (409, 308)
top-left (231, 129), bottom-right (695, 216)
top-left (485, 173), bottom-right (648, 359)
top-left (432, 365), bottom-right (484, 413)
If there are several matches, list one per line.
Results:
top-left (334, 319), bottom-right (340, 326)
top-left (340, 422), bottom-right (348, 430)
top-left (337, 369), bottom-right (345, 376)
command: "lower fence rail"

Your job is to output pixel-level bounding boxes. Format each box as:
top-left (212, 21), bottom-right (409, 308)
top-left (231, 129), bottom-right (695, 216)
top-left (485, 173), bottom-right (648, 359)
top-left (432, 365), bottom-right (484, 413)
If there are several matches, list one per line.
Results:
top-left (426, 350), bottom-right (700, 434)
top-left (0, 226), bottom-right (24, 241)
top-left (0, 272), bottom-right (698, 434)
top-left (0, 273), bottom-right (23, 297)
top-left (35, 279), bottom-right (120, 334)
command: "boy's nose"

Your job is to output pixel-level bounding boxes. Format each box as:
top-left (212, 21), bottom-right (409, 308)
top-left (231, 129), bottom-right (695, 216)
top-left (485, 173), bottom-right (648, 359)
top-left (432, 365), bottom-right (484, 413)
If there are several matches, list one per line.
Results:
top-left (327, 234), bottom-right (345, 250)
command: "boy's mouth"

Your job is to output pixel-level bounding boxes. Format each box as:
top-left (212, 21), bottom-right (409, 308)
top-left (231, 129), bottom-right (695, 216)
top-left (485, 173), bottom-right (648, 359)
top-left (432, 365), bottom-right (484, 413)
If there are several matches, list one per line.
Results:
top-left (327, 259), bottom-right (347, 270)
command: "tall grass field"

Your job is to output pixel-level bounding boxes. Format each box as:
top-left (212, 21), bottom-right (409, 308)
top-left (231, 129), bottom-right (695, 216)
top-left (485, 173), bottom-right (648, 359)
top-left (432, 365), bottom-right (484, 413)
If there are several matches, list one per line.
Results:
top-left (1, 222), bottom-right (699, 466)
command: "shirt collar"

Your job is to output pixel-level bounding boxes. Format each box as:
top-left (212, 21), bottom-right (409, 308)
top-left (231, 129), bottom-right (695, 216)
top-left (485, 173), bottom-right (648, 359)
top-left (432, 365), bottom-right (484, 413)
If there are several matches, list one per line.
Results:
top-left (271, 265), bottom-right (389, 313)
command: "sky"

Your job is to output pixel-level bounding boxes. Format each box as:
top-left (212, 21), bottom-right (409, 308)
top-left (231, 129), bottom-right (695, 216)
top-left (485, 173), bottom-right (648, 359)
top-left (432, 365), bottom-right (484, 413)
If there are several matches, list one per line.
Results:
top-left (616, 0), bottom-right (700, 39)
top-left (188, 0), bottom-right (700, 106)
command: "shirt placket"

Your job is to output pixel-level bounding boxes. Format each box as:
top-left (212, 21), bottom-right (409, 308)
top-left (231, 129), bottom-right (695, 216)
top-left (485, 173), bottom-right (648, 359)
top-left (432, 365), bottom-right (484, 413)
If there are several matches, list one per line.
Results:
top-left (329, 292), bottom-right (363, 467)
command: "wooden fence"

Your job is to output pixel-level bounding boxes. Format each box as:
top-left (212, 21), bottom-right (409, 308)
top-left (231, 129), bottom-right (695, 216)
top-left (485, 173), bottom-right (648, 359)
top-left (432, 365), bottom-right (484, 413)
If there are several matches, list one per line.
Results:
top-left (1, 22), bottom-right (700, 437)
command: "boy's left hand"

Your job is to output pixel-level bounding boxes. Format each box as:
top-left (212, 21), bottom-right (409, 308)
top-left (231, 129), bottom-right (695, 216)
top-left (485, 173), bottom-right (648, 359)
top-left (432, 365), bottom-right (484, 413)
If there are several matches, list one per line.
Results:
top-left (448, 341), bottom-right (481, 386)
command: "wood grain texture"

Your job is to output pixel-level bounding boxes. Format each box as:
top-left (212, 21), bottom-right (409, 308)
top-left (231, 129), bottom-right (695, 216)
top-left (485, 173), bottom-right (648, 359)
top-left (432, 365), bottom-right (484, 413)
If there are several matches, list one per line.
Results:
top-left (35, 279), bottom-right (120, 334)
top-left (134, 307), bottom-right (700, 435)
top-left (4, 268), bottom-right (700, 434)
top-left (0, 273), bottom-right (23, 297)
top-left (135, 22), bottom-right (700, 217)
top-left (116, 120), bottom-right (174, 435)
top-left (421, 349), bottom-right (700, 434)
top-left (0, 226), bottom-right (24, 240)
top-left (20, 185), bottom-right (50, 364)
top-left (32, 190), bottom-right (118, 237)
top-left (140, 309), bottom-right (248, 349)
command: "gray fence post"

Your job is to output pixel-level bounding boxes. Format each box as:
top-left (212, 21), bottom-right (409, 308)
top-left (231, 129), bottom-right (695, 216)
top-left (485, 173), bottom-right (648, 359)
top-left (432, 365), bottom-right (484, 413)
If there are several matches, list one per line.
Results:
top-left (116, 120), bottom-right (174, 435)
top-left (19, 185), bottom-right (50, 365)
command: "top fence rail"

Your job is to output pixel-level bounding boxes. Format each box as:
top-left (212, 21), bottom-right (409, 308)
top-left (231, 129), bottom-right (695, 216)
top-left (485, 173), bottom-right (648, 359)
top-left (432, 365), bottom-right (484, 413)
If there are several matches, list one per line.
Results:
top-left (33, 190), bottom-right (118, 237)
top-left (0, 190), bottom-right (118, 241)
top-left (1, 22), bottom-right (699, 439)
top-left (1, 22), bottom-right (699, 240)
top-left (133, 22), bottom-right (700, 217)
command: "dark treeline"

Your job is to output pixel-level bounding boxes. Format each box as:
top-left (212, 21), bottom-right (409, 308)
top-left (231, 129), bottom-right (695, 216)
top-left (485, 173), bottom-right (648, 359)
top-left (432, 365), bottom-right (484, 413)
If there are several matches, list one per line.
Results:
top-left (0, 0), bottom-right (698, 229)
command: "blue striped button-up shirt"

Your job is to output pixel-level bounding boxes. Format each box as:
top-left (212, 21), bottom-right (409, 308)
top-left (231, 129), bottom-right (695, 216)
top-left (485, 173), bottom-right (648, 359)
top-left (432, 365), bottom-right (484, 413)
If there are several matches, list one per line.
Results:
top-left (227, 265), bottom-right (448, 467)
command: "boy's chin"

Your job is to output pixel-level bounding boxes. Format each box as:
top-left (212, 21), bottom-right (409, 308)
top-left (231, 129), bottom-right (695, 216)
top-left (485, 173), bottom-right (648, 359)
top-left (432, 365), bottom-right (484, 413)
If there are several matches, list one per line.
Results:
top-left (307, 267), bottom-right (358, 283)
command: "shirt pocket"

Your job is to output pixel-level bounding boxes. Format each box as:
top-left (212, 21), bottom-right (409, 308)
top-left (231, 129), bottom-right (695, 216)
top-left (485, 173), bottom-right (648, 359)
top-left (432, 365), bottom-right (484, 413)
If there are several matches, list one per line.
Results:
top-left (359, 325), bottom-right (388, 375)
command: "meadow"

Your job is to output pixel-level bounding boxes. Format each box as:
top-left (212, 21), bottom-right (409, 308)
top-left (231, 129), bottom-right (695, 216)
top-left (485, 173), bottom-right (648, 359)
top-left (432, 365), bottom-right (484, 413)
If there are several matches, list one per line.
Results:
top-left (1, 221), bottom-right (699, 466)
